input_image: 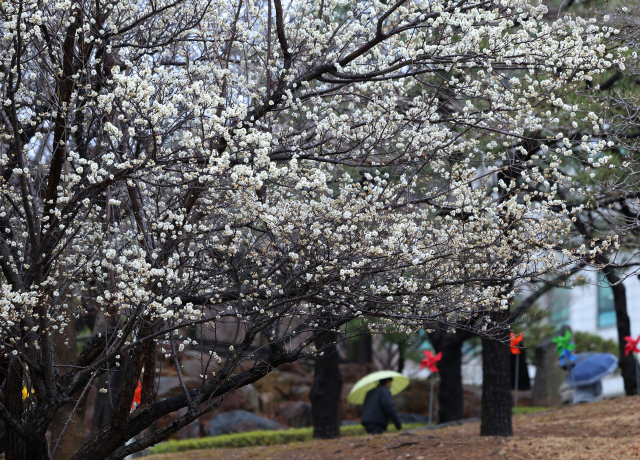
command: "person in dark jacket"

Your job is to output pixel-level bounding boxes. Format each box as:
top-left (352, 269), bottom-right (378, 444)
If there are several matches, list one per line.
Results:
top-left (361, 378), bottom-right (402, 434)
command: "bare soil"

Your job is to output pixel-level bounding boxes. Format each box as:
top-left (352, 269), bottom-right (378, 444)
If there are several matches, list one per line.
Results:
top-left (147, 396), bottom-right (640, 460)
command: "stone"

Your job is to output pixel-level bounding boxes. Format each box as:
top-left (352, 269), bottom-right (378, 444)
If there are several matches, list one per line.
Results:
top-left (255, 371), bottom-right (293, 397)
top-left (155, 376), bottom-right (201, 400)
top-left (275, 401), bottom-right (312, 428)
top-left (239, 384), bottom-right (260, 413)
top-left (259, 391), bottom-right (278, 416)
top-left (532, 326), bottom-right (570, 407)
top-left (203, 410), bottom-right (285, 437)
top-left (290, 384), bottom-right (311, 402)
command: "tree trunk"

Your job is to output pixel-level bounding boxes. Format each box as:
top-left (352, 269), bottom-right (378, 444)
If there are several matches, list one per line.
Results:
top-left (603, 268), bottom-right (636, 396)
top-left (5, 358), bottom-right (25, 460)
top-left (429, 330), bottom-right (465, 423)
top-left (353, 333), bottom-right (372, 366)
top-left (50, 318), bottom-right (85, 460)
top-left (310, 331), bottom-right (343, 439)
top-left (428, 326), bottom-right (473, 423)
top-left (481, 312), bottom-right (513, 437)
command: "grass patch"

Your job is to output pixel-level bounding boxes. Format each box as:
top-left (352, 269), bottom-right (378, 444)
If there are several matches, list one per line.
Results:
top-left (513, 406), bottom-right (548, 415)
top-left (147, 422), bottom-right (426, 454)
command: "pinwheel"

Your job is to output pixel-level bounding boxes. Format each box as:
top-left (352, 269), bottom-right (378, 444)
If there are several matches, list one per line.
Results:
top-left (624, 335), bottom-right (640, 357)
top-left (559, 348), bottom-right (578, 368)
top-left (131, 381), bottom-right (142, 411)
top-left (623, 335), bottom-right (640, 395)
top-left (421, 351), bottom-right (442, 373)
top-left (551, 330), bottom-right (576, 357)
top-left (510, 333), bottom-right (524, 413)
top-left (552, 331), bottom-right (578, 402)
top-left (421, 350), bottom-right (442, 425)
top-left (510, 333), bottom-right (523, 355)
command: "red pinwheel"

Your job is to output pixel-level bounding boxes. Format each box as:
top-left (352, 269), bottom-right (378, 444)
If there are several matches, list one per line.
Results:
top-left (624, 335), bottom-right (640, 357)
top-left (510, 333), bottom-right (523, 355)
top-left (421, 351), bottom-right (442, 373)
top-left (131, 381), bottom-right (142, 411)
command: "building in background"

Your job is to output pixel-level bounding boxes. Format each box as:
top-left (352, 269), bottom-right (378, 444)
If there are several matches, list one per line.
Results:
top-left (548, 272), bottom-right (640, 341)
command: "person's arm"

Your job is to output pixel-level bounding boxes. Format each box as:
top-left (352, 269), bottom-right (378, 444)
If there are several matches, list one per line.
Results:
top-left (380, 388), bottom-right (402, 430)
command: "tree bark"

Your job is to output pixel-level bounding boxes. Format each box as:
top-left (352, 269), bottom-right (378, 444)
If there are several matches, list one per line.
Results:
top-left (428, 327), bottom-right (472, 423)
top-left (309, 331), bottom-right (343, 439)
top-left (353, 333), bottom-right (372, 366)
top-left (603, 268), bottom-right (636, 396)
top-left (5, 358), bottom-right (25, 460)
top-left (50, 318), bottom-right (86, 460)
top-left (480, 311), bottom-right (513, 437)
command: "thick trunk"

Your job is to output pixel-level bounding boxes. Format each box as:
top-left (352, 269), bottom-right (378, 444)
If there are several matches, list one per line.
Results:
top-left (50, 318), bottom-right (85, 460)
top-left (603, 268), bottom-right (636, 396)
top-left (428, 327), bottom-right (472, 423)
top-left (429, 333), bottom-right (464, 423)
top-left (353, 333), bottom-right (372, 366)
top-left (481, 312), bottom-right (513, 437)
top-left (310, 331), bottom-right (343, 439)
top-left (6, 358), bottom-right (25, 460)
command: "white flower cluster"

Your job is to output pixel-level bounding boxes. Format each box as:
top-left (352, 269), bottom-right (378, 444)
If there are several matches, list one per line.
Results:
top-left (0, 0), bottom-right (621, 450)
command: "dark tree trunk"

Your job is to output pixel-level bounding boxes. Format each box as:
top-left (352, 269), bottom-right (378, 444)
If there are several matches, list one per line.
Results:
top-left (481, 311), bottom-right (513, 437)
top-left (353, 333), bottom-right (372, 366)
top-left (6, 358), bottom-right (25, 460)
top-left (603, 268), bottom-right (636, 396)
top-left (428, 327), bottom-right (471, 423)
top-left (310, 331), bottom-right (343, 439)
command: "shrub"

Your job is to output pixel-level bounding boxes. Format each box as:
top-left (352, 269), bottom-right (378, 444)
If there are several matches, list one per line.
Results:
top-left (147, 423), bottom-right (425, 454)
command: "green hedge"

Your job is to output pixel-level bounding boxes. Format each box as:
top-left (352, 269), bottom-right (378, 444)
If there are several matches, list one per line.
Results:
top-left (148, 422), bottom-right (425, 454)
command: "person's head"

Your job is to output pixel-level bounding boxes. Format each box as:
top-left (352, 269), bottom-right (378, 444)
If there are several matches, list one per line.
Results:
top-left (379, 378), bottom-right (393, 388)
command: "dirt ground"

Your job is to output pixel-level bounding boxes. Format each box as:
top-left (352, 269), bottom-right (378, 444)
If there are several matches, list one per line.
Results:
top-left (147, 396), bottom-right (640, 460)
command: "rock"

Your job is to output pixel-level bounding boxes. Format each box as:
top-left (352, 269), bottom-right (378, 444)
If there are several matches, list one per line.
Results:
top-left (259, 391), bottom-right (278, 416)
top-left (239, 384), bottom-right (260, 413)
top-left (203, 410), bottom-right (285, 436)
top-left (398, 413), bottom-right (430, 424)
top-left (275, 401), bottom-right (312, 428)
top-left (394, 380), bottom-right (435, 415)
top-left (255, 371), bottom-right (293, 397)
top-left (532, 326), bottom-right (570, 407)
top-left (155, 376), bottom-right (201, 400)
top-left (290, 385), bottom-right (310, 402)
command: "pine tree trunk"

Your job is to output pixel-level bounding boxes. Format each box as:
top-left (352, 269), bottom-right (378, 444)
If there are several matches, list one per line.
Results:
top-left (310, 331), bottom-right (343, 439)
top-left (480, 312), bottom-right (513, 437)
top-left (603, 268), bottom-right (636, 396)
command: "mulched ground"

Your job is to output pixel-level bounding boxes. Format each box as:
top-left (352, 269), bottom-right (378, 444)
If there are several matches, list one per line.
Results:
top-left (147, 396), bottom-right (640, 460)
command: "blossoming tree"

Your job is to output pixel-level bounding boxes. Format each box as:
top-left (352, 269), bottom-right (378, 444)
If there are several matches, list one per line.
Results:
top-left (0, 0), bottom-right (619, 457)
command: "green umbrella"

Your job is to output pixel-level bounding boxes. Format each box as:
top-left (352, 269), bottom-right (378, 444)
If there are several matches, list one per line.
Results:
top-left (347, 370), bottom-right (410, 405)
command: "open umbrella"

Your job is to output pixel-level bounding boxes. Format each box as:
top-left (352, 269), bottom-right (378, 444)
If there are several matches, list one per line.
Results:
top-left (347, 370), bottom-right (410, 405)
top-left (566, 353), bottom-right (618, 387)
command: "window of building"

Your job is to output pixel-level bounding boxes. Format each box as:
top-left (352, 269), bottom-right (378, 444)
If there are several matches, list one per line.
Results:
top-left (549, 289), bottom-right (570, 326)
top-left (597, 276), bottom-right (616, 329)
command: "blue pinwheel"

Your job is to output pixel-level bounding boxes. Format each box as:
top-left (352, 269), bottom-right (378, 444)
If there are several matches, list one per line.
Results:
top-left (559, 347), bottom-right (578, 368)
